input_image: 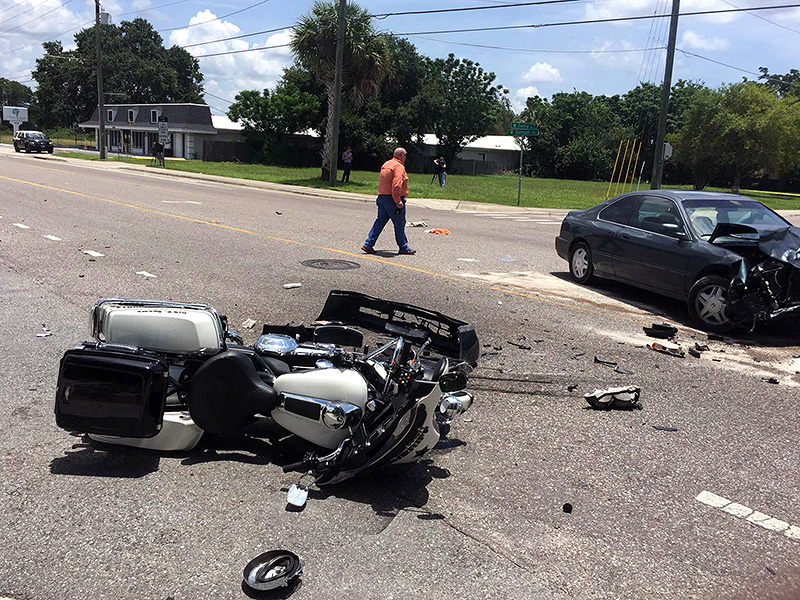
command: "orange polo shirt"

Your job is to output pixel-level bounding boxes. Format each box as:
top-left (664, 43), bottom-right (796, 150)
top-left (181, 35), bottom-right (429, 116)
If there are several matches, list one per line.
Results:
top-left (378, 158), bottom-right (409, 204)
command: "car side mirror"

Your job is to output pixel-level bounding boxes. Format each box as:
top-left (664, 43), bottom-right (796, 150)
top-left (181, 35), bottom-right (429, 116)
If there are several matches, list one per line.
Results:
top-left (660, 222), bottom-right (688, 240)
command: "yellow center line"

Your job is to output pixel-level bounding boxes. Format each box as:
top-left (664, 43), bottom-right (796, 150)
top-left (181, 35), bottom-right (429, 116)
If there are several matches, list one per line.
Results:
top-left (0, 172), bottom-right (664, 328)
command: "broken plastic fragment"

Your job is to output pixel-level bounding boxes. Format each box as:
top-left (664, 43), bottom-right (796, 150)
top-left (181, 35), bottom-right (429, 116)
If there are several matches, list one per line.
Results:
top-left (643, 322), bottom-right (678, 339)
top-left (762, 376), bottom-right (779, 385)
top-left (37, 324), bottom-right (52, 338)
top-left (593, 356), bottom-right (618, 367)
top-left (407, 221), bottom-right (427, 228)
top-left (283, 283), bottom-right (302, 289)
top-left (287, 483), bottom-right (308, 508)
top-left (425, 228), bottom-right (451, 235)
top-left (649, 341), bottom-right (685, 358)
top-left (653, 425), bottom-right (678, 432)
top-left (614, 365), bottom-right (634, 375)
top-left (241, 318), bottom-right (257, 329)
top-left (584, 385), bottom-right (641, 410)
top-left (688, 348), bottom-right (701, 358)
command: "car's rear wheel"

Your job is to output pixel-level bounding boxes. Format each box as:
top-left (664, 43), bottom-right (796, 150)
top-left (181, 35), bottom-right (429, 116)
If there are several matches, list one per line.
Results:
top-left (569, 241), bottom-right (594, 284)
top-left (688, 275), bottom-right (734, 332)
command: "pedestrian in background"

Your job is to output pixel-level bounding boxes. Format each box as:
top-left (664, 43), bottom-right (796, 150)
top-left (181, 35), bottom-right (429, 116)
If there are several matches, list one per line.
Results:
top-left (433, 156), bottom-right (447, 187)
top-left (341, 146), bottom-right (353, 182)
top-left (361, 147), bottom-right (416, 256)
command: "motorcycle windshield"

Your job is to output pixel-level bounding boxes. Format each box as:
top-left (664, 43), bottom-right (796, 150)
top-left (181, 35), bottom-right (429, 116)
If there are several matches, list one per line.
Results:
top-left (315, 290), bottom-right (479, 364)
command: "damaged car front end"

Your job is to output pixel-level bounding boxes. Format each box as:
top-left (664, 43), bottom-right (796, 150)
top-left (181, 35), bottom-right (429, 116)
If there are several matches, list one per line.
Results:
top-left (723, 226), bottom-right (800, 328)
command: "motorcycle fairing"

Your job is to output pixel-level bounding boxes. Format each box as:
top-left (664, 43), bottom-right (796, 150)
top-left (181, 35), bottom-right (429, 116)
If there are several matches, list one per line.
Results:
top-left (315, 290), bottom-right (480, 364)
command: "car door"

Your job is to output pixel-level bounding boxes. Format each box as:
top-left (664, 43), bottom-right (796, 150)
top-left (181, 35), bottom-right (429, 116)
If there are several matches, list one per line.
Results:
top-left (612, 195), bottom-right (695, 297)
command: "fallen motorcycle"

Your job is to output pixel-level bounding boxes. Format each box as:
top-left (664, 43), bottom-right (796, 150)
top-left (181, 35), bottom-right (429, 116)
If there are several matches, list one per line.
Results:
top-left (54, 291), bottom-right (479, 490)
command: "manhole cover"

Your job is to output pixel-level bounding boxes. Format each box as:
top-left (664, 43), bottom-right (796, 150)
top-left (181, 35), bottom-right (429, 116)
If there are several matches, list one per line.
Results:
top-left (301, 259), bottom-right (360, 270)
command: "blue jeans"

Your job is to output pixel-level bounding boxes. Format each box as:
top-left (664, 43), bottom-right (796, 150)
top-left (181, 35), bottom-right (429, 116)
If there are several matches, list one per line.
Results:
top-left (364, 195), bottom-right (411, 251)
top-left (438, 171), bottom-right (446, 187)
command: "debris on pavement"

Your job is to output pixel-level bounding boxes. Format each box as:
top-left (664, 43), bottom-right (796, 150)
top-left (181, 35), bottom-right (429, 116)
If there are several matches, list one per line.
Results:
top-left (762, 376), bottom-right (780, 384)
top-left (567, 384), bottom-right (579, 392)
top-left (653, 425), bottom-right (678, 432)
top-left (614, 365), bottom-right (634, 375)
top-left (508, 340), bottom-right (532, 350)
top-left (643, 322), bottom-right (678, 339)
top-left (457, 258), bottom-right (479, 262)
top-left (688, 348), bottom-right (702, 358)
top-left (36, 324), bottom-right (52, 338)
top-left (241, 318), bottom-right (257, 329)
top-left (283, 283), bottom-right (302, 289)
top-left (407, 221), bottom-right (428, 228)
top-left (593, 356), bottom-right (618, 367)
top-left (562, 503), bottom-right (573, 514)
top-left (707, 333), bottom-right (727, 342)
top-left (584, 385), bottom-right (641, 410)
top-left (694, 342), bottom-right (709, 352)
top-left (425, 228), bottom-right (450, 235)
top-left (242, 549), bottom-right (302, 594)
top-left (276, 211), bottom-right (283, 215)
top-left (648, 341), bottom-right (685, 358)
top-left (499, 256), bottom-right (517, 263)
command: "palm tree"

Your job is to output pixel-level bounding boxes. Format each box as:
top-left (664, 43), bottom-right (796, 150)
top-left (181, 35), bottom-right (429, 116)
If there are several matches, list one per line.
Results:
top-left (291, 1), bottom-right (389, 179)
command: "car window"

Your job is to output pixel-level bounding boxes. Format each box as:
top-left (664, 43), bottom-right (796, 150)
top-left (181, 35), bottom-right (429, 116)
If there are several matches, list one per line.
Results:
top-left (599, 196), bottom-right (638, 225)
top-left (682, 198), bottom-right (787, 237)
top-left (632, 196), bottom-right (686, 236)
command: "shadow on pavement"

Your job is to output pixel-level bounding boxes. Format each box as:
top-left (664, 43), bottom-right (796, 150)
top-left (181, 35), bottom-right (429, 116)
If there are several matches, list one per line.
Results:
top-left (50, 437), bottom-right (161, 478)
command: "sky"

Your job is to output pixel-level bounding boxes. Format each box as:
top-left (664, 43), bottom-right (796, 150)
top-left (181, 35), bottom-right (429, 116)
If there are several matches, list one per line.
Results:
top-left (0, 0), bottom-right (798, 116)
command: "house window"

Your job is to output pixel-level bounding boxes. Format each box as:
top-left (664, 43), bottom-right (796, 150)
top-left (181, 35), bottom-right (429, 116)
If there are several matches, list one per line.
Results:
top-left (128, 109), bottom-right (135, 123)
top-left (107, 109), bottom-right (113, 121)
top-left (478, 153), bottom-right (486, 161)
top-left (133, 131), bottom-right (144, 149)
top-left (151, 110), bottom-right (158, 123)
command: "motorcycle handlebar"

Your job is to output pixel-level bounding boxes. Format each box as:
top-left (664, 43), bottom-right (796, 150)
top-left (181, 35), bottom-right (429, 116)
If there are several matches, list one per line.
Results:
top-left (282, 460), bottom-right (310, 473)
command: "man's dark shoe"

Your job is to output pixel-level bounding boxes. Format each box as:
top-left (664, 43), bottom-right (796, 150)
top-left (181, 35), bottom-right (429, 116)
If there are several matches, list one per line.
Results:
top-left (361, 245), bottom-right (376, 254)
top-left (397, 248), bottom-right (416, 255)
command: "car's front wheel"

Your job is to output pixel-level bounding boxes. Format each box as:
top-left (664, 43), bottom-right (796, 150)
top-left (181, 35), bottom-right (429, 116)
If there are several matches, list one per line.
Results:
top-left (688, 275), bottom-right (734, 332)
top-left (14, 144), bottom-right (20, 152)
top-left (569, 241), bottom-right (594, 284)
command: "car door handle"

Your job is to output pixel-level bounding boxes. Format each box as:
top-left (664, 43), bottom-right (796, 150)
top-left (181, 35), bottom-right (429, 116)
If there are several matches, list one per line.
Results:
top-left (620, 233), bottom-right (631, 240)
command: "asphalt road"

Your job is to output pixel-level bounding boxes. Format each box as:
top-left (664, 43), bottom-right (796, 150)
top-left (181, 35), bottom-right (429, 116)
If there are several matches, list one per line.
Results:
top-left (0, 149), bottom-right (798, 600)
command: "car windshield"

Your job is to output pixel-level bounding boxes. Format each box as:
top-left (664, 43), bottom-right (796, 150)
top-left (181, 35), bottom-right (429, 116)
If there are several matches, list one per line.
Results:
top-left (26, 133), bottom-right (46, 140)
top-left (681, 198), bottom-right (787, 237)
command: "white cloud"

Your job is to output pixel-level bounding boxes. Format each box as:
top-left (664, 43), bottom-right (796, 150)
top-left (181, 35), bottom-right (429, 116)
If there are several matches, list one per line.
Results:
top-left (520, 62), bottom-right (561, 83)
top-left (131, 0), bottom-right (152, 10)
top-left (168, 12), bottom-right (294, 110)
top-left (512, 86), bottom-right (540, 111)
top-left (590, 39), bottom-right (660, 74)
top-left (679, 30), bottom-right (729, 51)
top-left (584, 0), bottom-right (739, 25)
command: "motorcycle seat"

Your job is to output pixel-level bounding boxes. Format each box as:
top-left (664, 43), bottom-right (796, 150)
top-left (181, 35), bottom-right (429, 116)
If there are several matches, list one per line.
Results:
top-left (188, 351), bottom-right (279, 435)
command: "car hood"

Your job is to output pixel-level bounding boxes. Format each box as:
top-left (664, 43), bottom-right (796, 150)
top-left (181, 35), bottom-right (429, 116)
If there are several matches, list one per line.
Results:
top-left (756, 226), bottom-right (800, 268)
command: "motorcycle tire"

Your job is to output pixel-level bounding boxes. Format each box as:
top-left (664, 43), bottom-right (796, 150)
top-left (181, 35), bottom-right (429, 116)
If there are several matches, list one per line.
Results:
top-left (242, 550), bottom-right (302, 593)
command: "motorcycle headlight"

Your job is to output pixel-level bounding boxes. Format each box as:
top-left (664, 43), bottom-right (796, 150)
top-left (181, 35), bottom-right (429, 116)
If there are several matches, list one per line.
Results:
top-left (437, 391), bottom-right (473, 423)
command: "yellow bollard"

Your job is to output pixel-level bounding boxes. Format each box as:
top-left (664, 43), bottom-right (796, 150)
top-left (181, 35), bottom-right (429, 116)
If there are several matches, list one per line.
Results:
top-left (606, 139), bottom-right (624, 199)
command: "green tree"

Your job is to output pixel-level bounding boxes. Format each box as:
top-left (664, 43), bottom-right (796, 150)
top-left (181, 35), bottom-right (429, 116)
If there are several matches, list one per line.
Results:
top-left (670, 87), bottom-right (723, 189)
top-left (291, 1), bottom-right (389, 179)
top-left (417, 54), bottom-right (508, 164)
top-left (0, 78), bottom-right (34, 131)
top-left (228, 82), bottom-right (320, 163)
top-left (756, 67), bottom-right (800, 99)
top-left (31, 18), bottom-right (204, 128)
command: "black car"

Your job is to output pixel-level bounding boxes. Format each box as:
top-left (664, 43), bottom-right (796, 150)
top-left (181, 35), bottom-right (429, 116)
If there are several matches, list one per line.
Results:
top-left (555, 190), bottom-right (800, 331)
top-left (13, 131), bottom-right (54, 154)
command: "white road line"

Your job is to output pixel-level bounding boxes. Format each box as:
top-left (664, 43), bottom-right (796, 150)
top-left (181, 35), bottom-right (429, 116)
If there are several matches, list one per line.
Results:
top-left (12, 223), bottom-right (30, 229)
top-left (161, 200), bottom-right (203, 204)
top-left (136, 271), bottom-right (157, 278)
top-left (83, 250), bottom-right (104, 257)
top-left (185, 201), bottom-right (202, 205)
top-left (43, 235), bottom-right (62, 241)
top-left (457, 258), bottom-right (479, 262)
top-left (696, 491), bottom-right (798, 542)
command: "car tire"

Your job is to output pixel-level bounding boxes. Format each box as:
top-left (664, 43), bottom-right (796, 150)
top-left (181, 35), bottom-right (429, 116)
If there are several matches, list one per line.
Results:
top-left (569, 241), bottom-right (594, 284)
top-left (687, 275), bottom-right (734, 333)
top-left (48, 148), bottom-right (54, 154)
top-left (14, 145), bottom-right (20, 152)
top-left (25, 145), bottom-right (31, 153)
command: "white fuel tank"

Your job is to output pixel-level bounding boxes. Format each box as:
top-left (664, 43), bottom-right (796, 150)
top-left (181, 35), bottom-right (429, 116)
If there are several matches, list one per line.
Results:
top-left (272, 369), bottom-right (368, 449)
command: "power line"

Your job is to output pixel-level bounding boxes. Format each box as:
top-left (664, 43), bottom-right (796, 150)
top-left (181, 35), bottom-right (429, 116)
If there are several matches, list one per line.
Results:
top-left (720, 0), bottom-right (800, 35)
top-left (204, 90), bottom-right (235, 104)
top-left (392, 3), bottom-right (800, 36)
top-left (0, 0), bottom-right (56, 23)
top-left (372, 0), bottom-right (583, 19)
top-left (0, 0), bottom-right (76, 35)
top-left (181, 25), bottom-right (288, 48)
top-left (115, 0), bottom-right (196, 19)
top-left (411, 35), bottom-right (665, 54)
top-left (676, 47), bottom-right (761, 77)
top-left (157, 0), bottom-right (273, 32)
top-left (193, 42), bottom-right (290, 58)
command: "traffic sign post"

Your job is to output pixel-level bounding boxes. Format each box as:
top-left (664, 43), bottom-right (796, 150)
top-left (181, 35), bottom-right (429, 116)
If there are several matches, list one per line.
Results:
top-left (158, 116), bottom-right (169, 144)
top-left (506, 123), bottom-right (539, 206)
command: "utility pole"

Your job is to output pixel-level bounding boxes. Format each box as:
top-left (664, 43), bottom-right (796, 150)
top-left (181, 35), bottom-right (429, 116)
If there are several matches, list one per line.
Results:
top-left (95, 0), bottom-right (106, 159)
top-left (650, 0), bottom-right (680, 189)
top-left (328, 0), bottom-right (346, 185)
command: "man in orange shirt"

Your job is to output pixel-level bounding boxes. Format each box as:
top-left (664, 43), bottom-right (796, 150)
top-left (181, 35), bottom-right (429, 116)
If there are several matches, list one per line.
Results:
top-left (361, 147), bottom-right (416, 255)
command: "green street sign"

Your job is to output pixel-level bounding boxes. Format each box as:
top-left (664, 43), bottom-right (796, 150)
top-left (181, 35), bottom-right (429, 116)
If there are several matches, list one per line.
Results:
top-left (507, 127), bottom-right (539, 136)
top-left (511, 122), bottom-right (534, 128)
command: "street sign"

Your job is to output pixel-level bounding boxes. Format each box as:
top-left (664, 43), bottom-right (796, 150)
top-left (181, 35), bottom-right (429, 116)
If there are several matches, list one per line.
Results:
top-left (663, 142), bottom-right (673, 160)
top-left (158, 115), bottom-right (169, 144)
top-left (511, 122), bottom-right (534, 128)
top-left (507, 127), bottom-right (539, 136)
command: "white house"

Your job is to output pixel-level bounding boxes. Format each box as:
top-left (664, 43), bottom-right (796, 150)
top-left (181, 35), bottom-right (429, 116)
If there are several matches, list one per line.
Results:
top-left (80, 103), bottom-right (243, 160)
top-left (419, 133), bottom-right (521, 174)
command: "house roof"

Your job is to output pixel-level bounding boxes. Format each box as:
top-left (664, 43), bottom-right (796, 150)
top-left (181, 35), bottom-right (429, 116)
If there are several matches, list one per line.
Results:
top-left (421, 133), bottom-right (520, 152)
top-left (211, 114), bottom-right (242, 131)
top-left (80, 103), bottom-right (216, 134)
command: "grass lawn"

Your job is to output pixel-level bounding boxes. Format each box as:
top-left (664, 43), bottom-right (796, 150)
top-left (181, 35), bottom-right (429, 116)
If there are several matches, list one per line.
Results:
top-left (55, 151), bottom-right (800, 211)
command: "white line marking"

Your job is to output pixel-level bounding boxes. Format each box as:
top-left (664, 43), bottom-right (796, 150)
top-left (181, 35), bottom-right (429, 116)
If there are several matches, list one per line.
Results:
top-left (185, 200), bottom-right (202, 204)
top-left (136, 271), bottom-right (157, 278)
top-left (161, 201), bottom-right (183, 203)
top-left (83, 250), bottom-right (104, 257)
top-left (13, 223), bottom-right (30, 229)
top-left (695, 491), bottom-right (797, 541)
top-left (457, 258), bottom-right (479, 262)
top-left (43, 235), bottom-right (62, 241)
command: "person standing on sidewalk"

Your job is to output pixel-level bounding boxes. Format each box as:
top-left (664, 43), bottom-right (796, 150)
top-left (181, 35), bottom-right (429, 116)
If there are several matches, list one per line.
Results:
top-left (341, 146), bottom-right (353, 182)
top-left (361, 147), bottom-right (416, 256)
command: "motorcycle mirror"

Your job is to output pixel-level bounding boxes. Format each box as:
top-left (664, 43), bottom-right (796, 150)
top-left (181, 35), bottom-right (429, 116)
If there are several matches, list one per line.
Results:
top-left (225, 330), bottom-right (244, 345)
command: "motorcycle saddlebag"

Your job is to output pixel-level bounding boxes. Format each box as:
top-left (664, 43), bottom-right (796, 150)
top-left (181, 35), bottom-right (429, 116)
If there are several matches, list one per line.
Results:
top-left (55, 343), bottom-right (169, 437)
